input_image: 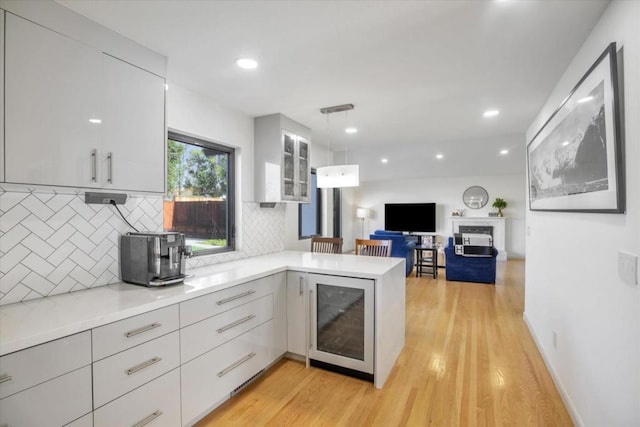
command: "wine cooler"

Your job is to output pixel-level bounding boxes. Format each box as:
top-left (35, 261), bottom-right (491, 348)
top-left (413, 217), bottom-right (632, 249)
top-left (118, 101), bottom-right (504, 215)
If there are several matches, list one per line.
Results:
top-left (308, 273), bottom-right (374, 381)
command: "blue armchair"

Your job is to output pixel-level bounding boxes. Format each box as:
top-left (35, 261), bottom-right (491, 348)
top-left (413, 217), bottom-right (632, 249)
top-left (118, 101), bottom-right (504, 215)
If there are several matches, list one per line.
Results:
top-left (369, 230), bottom-right (416, 276)
top-left (444, 237), bottom-right (498, 284)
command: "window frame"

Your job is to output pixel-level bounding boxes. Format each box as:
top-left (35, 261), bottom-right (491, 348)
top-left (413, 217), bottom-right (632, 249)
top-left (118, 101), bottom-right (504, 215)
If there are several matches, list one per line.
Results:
top-left (166, 130), bottom-right (236, 256)
top-left (298, 169), bottom-right (322, 239)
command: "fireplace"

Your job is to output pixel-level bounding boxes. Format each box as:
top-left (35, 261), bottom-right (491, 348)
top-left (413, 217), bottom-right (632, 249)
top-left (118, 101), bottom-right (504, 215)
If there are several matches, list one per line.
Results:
top-left (459, 225), bottom-right (493, 237)
top-left (449, 217), bottom-right (507, 261)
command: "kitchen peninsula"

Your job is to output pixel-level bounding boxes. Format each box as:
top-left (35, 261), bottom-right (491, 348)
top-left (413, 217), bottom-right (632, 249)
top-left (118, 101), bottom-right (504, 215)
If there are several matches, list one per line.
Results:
top-left (0, 251), bottom-right (405, 426)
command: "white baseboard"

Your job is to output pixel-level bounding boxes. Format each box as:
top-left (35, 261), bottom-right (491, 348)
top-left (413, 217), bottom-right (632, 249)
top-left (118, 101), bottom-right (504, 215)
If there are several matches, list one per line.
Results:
top-left (523, 313), bottom-right (584, 427)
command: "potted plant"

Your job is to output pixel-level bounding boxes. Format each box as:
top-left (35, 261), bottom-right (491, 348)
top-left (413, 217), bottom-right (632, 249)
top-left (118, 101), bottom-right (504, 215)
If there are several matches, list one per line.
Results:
top-left (492, 198), bottom-right (507, 217)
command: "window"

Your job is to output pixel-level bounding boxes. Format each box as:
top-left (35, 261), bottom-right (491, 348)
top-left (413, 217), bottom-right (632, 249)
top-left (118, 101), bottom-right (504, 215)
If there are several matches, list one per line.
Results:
top-left (164, 131), bottom-right (235, 255)
top-left (299, 170), bottom-right (321, 238)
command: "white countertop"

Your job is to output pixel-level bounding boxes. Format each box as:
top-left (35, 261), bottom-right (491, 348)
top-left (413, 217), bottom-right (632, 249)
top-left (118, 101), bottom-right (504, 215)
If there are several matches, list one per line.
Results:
top-left (0, 251), bottom-right (403, 356)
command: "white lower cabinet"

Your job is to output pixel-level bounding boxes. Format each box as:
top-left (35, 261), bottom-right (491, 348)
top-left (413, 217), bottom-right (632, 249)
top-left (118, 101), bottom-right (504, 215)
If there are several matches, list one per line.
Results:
top-left (94, 368), bottom-right (181, 427)
top-left (0, 274), bottom-right (289, 426)
top-left (92, 330), bottom-right (180, 408)
top-left (181, 320), bottom-right (274, 426)
top-left (0, 331), bottom-right (91, 399)
top-left (0, 366), bottom-right (92, 427)
top-left (286, 271), bottom-right (308, 356)
top-left (180, 294), bottom-right (273, 363)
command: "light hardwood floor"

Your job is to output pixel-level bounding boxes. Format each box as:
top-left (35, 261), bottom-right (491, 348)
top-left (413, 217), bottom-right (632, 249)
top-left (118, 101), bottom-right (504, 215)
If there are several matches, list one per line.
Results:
top-left (197, 260), bottom-right (573, 426)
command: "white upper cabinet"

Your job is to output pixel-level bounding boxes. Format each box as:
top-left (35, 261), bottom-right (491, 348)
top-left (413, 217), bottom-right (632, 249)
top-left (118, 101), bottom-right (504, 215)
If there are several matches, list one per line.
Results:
top-left (101, 54), bottom-right (165, 193)
top-left (0, 10), bottom-right (5, 182)
top-left (2, 8), bottom-right (166, 193)
top-left (254, 113), bottom-right (311, 203)
top-left (4, 12), bottom-right (103, 189)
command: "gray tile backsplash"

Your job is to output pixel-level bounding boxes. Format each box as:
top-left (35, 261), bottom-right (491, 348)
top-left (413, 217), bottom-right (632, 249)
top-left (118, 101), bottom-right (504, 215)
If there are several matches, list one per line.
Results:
top-left (0, 189), bottom-right (285, 306)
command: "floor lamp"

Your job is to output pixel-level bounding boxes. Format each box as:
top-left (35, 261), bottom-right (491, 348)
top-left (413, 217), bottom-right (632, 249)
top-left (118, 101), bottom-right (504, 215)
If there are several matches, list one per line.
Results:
top-left (356, 208), bottom-right (371, 239)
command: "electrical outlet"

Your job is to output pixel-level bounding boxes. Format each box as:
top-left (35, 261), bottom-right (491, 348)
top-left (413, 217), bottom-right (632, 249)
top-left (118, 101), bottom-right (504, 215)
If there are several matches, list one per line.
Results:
top-left (84, 191), bottom-right (127, 205)
top-left (618, 251), bottom-right (638, 286)
top-left (552, 331), bottom-right (558, 349)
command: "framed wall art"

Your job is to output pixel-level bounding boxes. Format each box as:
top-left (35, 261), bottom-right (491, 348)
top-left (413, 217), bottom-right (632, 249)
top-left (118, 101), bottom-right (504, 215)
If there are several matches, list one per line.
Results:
top-left (527, 42), bottom-right (625, 213)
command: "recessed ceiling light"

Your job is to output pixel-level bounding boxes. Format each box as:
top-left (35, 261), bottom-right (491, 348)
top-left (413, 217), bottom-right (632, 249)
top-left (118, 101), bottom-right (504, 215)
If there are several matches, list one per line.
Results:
top-left (236, 58), bottom-right (258, 69)
top-left (381, 158), bottom-right (388, 163)
top-left (562, 141), bottom-right (570, 146)
top-left (89, 118), bottom-right (102, 124)
top-left (436, 154), bottom-right (444, 159)
top-left (500, 149), bottom-right (509, 155)
top-left (577, 96), bottom-right (594, 103)
top-left (484, 110), bottom-right (500, 118)
top-left (345, 127), bottom-right (358, 134)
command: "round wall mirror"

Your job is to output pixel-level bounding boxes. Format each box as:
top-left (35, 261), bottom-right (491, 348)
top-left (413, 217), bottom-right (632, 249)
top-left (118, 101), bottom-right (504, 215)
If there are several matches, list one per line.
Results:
top-left (463, 186), bottom-right (489, 209)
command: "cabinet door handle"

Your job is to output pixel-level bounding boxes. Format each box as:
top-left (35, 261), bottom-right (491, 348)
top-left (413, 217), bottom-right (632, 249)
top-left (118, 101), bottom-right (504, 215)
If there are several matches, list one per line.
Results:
top-left (125, 356), bottom-right (162, 375)
top-left (217, 352), bottom-right (256, 378)
top-left (131, 410), bottom-right (163, 427)
top-left (217, 314), bottom-right (255, 334)
top-left (0, 374), bottom-right (12, 384)
top-left (91, 149), bottom-right (97, 182)
top-left (299, 276), bottom-right (304, 296)
top-left (125, 322), bottom-right (161, 338)
top-left (107, 152), bottom-right (113, 183)
top-left (216, 290), bottom-right (256, 305)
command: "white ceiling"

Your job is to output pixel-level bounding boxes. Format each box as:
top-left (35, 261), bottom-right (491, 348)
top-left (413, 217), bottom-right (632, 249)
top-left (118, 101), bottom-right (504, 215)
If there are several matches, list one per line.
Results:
top-left (58, 0), bottom-right (609, 182)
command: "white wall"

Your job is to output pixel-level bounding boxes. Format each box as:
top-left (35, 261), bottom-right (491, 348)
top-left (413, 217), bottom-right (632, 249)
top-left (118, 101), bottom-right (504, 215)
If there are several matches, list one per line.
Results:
top-left (354, 173), bottom-right (526, 258)
top-left (524, 1), bottom-right (640, 425)
top-left (167, 83), bottom-right (254, 202)
top-left (168, 83), bottom-right (330, 255)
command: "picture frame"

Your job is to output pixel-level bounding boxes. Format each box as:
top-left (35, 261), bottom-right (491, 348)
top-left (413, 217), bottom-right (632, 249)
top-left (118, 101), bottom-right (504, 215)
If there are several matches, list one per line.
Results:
top-left (527, 42), bottom-right (625, 213)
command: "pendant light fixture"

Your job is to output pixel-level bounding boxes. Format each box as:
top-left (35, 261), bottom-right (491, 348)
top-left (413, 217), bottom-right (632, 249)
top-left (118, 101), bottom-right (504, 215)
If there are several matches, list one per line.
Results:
top-left (317, 103), bottom-right (360, 188)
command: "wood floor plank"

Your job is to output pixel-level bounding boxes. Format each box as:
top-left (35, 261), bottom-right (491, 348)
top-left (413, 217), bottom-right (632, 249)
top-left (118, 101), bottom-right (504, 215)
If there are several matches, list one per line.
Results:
top-left (197, 260), bottom-right (573, 427)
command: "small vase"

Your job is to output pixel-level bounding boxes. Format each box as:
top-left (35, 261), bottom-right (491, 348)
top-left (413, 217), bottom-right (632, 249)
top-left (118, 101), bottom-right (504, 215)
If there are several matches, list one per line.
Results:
top-left (497, 209), bottom-right (504, 217)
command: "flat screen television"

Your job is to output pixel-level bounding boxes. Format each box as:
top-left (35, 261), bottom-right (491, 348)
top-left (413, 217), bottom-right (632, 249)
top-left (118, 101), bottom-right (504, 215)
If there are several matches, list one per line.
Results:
top-left (384, 203), bottom-right (436, 233)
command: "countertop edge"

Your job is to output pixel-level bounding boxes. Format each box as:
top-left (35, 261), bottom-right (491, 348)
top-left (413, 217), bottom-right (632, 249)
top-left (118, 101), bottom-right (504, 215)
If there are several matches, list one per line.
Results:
top-left (0, 251), bottom-right (403, 356)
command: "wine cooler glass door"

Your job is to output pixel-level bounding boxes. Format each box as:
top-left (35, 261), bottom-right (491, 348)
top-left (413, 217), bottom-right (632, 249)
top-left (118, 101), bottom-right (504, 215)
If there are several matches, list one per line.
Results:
top-left (308, 274), bottom-right (374, 374)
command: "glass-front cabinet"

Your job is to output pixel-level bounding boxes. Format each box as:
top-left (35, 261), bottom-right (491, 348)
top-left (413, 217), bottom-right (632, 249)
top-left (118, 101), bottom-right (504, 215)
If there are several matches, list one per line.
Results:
top-left (254, 113), bottom-right (311, 203)
top-left (282, 130), bottom-right (310, 202)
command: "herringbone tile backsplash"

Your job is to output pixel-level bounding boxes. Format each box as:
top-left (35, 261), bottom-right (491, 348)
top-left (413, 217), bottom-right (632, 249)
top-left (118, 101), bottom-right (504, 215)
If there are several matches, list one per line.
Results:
top-left (0, 189), bottom-right (285, 306)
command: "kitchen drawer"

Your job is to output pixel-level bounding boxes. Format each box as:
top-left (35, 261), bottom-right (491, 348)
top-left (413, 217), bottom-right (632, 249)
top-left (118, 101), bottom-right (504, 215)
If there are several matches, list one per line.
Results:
top-left (181, 321), bottom-right (272, 426)
top-left (94, 368), bottom-right (180, 427)
top-left (181, 294), bottom-right (273, 363)
top-left (92, 304), bottom-right (179, 361)
top-left (0, 365), bottom-right (92, 427)
top-left (0, 331), bottom-right (91, 399)
top-left (93, 330), bottom-right (179, 408)
top-left (180, 276), bottom-right (273, 327)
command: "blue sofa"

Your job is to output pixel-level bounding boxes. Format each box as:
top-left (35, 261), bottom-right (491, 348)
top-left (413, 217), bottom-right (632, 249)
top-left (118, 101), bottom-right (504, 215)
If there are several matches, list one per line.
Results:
top-left (369, 230), bottom-right (416, 276)
top-left (444, 237), bottom-right (498, 284)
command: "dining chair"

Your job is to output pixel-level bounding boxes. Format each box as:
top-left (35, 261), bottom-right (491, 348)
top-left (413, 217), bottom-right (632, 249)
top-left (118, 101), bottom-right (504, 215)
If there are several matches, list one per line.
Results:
top-left (310, 236), bottom-right (343, 254)
top-left (355, 239), bottom-right (392, 257)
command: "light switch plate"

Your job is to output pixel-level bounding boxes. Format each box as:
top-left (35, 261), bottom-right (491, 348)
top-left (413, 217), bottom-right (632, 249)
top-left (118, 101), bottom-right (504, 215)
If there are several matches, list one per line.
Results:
top-left (618, 251), bottom-right (638, 286)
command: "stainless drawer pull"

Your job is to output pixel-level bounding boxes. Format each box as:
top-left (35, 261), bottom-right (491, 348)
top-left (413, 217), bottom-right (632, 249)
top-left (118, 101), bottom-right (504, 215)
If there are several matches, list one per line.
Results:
top-left (217, 352), bottom-right (256, 378)
top-left (131, 410), bottom-right (163, 427)
top-left (0, 374), bottom-right (12, 384)
top-left (217, 314), bottom-right (256, 334)
top-left (125, 322), bottom-right (162, 338)
top-left (125, 357), bottom-right (162, 375)
top-left (107, 152), bottom-right (113, 183)
top-left (299, 276), bottom-right (304, 296)
top-left (91, 149), bottom-right (97, 182)
top-left (216, 290), bottom-right (256, 305)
